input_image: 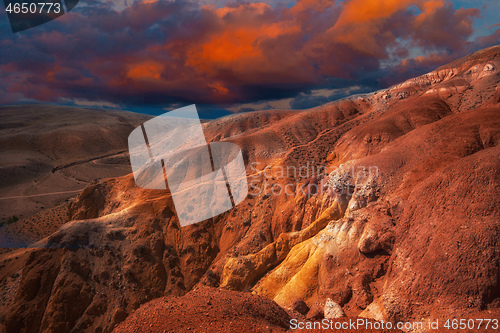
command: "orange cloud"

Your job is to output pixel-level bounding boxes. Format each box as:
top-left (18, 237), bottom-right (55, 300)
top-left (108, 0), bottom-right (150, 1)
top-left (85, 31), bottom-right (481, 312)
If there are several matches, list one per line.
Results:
top-left (328, 0), bottom-right (470, 57)
top-left (415, 0), bottom-right (445, 23)
top-left (290, 0), bottom-right (335, 14)
top-left (326, 0), bottom-right (422, 57)
top-left (127, 61), bottom-right (163, 81)
top-left (336, 0), bottom-right (418, 26)
top-left (186, 28), bottom-right (264, 72)
top-left (208, 81), bottom-right (231, 96)
top-left (182, 4), bottom-right (300, 80)
top-left (213, 2), bottom-right (270, 18)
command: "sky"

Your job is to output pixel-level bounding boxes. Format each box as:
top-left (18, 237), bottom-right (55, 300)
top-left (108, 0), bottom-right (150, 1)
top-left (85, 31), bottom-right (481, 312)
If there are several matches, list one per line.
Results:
top-left (0, 0), bottom-right (499, 117)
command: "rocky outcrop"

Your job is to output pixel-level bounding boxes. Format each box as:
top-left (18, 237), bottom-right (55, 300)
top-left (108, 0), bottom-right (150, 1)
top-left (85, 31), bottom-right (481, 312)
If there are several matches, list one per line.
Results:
top-left (324, 299), bottom-right (346, 319)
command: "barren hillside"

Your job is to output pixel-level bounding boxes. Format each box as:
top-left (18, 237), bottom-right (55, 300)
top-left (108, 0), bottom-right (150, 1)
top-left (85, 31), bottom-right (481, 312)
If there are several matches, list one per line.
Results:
top-left (0, 46), bottom-right (499, 333)
top-left (0, 105), bottom-right (151, 245)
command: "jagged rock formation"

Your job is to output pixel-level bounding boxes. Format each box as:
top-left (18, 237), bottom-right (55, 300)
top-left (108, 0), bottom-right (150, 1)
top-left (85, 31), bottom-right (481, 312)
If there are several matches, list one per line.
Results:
top-left (0, 46), bottom-right (499, 333)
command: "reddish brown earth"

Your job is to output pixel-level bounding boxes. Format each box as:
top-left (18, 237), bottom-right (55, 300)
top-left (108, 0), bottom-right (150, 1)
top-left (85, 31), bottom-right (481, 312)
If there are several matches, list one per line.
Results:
top-left (114, 286), bottom-right (404, 333)
top-left (0, 46), bottom-right (499, 333)
top-left (113, 286), bottom-right (291, 333)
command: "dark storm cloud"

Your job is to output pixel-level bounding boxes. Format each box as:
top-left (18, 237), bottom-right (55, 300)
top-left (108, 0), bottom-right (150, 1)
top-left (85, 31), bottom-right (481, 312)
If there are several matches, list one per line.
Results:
top-left (0, 0), bottom-right (497, 110)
